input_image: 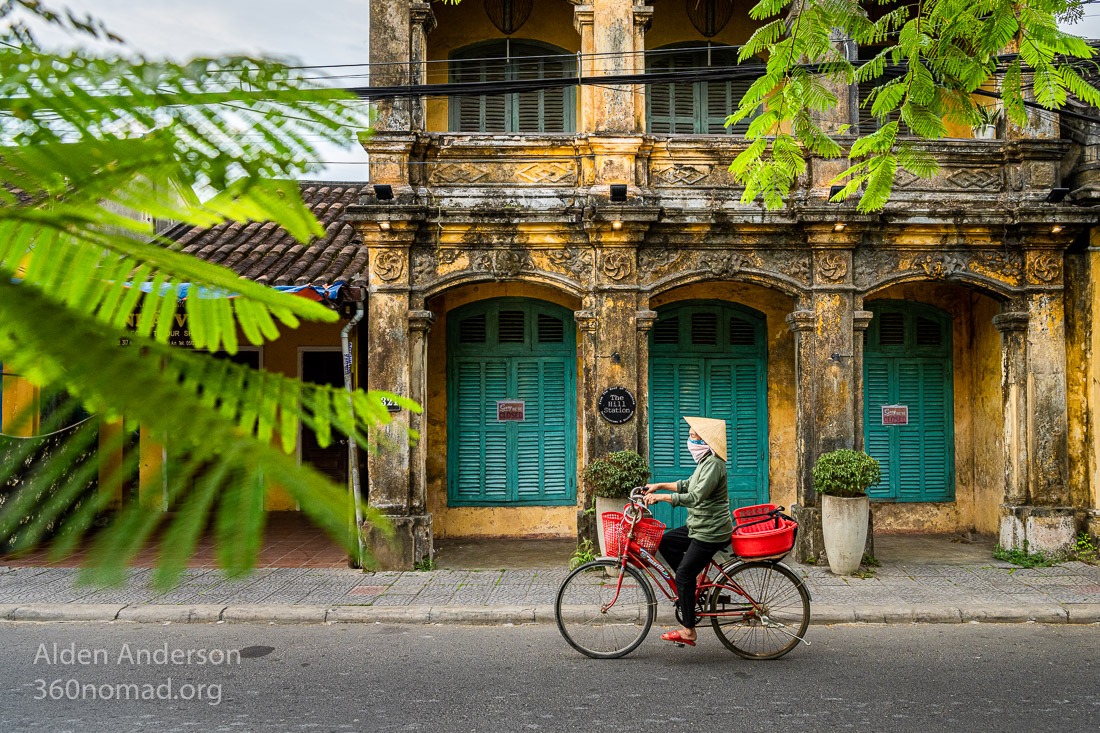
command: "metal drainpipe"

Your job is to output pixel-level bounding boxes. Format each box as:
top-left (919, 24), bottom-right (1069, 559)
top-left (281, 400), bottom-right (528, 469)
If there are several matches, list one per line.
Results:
top-left (341, 300), bottom-right (366, 568)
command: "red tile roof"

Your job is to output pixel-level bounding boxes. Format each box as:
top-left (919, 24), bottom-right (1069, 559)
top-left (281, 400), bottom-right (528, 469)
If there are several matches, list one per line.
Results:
top-left (168, 181), bottom-right (368, 287)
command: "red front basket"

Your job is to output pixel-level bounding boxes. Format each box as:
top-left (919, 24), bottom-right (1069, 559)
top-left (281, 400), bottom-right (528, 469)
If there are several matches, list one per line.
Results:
top-left (602, 511), bottom-right (665, 556)
top-left (730, 506), bottom-right (797, 559)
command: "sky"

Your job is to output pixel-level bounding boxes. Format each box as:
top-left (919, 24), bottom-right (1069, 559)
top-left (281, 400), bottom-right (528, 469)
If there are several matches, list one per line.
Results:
top-left (35, 0), bottom-right (374, 180)
top-left (24, 1), bottom-right (1100, 181)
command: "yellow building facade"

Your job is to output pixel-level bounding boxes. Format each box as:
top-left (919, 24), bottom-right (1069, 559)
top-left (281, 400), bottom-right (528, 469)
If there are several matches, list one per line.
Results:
top-left (354, 0), bottom-right (1100, 568)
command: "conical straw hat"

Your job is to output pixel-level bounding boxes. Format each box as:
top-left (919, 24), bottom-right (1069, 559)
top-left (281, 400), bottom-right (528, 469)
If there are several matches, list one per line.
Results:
top-left (683, 416), bottom-right (727, 462)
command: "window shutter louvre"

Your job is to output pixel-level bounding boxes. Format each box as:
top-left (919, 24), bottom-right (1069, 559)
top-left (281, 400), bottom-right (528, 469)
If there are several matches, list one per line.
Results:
top-left (864, 359), bottom-right (894, 499)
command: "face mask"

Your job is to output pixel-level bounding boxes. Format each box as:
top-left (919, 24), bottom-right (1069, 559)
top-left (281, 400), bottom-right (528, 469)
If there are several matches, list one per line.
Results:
top-left (687, 438), bottom-right (710, 463)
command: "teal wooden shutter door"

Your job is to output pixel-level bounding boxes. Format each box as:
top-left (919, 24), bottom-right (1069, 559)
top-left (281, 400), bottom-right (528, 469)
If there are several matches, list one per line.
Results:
top-left (864, 359), bottom-right (894, 499)
top-left (649, 302), bottom-right (770, 527)
top-left (516, 359), bottom-right (569, 501)
top-left (712, 360), bottom-right (765, 506)
top-left (453, 360), bottom-right (509, 502)
top-left (448, 299), bottom-right (576, 506)
top-left (647, 359), bottom-right (700, 528)
top-left (863, 302), bottom-right (954, 502)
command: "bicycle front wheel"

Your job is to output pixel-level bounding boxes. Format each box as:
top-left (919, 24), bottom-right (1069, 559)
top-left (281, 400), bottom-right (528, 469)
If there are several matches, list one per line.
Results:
top-left (709, 560), bottom-right (810, 660)
top-left (555, 559), bottom-right (655, 659)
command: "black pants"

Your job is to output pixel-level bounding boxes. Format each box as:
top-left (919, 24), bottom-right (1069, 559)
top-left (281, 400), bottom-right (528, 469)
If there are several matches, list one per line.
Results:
top-left (658, 526), bottom-right (730, 630)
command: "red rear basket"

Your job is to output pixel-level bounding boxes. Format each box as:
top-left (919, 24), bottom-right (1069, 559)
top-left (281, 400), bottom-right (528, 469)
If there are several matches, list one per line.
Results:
top-left (730, 505), bottom-right (797, 559)
top-left (602, 511), bottom-right (665, 556)
top-left (733, 503), bottom-right (779, 526)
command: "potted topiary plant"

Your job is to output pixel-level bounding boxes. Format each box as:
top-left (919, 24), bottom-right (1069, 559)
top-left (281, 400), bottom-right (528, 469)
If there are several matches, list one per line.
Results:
top-left (973, 105), bottom-right (1002, 140)
top-left (812, 449), bottom-right (881, 575)
top-left (583, 450), bottom-right (650, 557)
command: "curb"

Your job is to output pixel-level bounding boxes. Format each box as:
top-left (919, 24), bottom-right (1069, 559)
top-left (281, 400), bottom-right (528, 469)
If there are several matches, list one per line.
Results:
top-left (1, 602), bottom-right (1098, 625)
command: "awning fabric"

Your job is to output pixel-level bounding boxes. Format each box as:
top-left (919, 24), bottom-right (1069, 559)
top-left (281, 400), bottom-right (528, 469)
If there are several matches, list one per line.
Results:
top-left (134, 282), bottom-right (344, 302)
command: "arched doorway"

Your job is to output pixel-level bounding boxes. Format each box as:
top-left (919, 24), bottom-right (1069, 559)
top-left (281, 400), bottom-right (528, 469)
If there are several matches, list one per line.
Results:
top-left (648, 301), bottom-right (769, 526)
top-left (446, 298), bottom-right (577, 506)
top-left (863, 300), bottom-right (955, 501)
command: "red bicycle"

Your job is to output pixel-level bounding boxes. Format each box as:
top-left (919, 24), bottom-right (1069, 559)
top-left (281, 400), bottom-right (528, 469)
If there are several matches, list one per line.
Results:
top-left (555, 488), bottom-right (811, 659)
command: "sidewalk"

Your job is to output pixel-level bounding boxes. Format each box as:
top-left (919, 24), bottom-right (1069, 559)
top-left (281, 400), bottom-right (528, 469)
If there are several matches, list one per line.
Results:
top-left (2, 536), bottom-right (1099, 625)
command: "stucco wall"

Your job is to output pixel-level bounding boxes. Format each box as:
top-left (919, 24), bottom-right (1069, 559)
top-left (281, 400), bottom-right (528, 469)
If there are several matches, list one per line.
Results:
top-left (864, 283), bottom-right (1004, 534)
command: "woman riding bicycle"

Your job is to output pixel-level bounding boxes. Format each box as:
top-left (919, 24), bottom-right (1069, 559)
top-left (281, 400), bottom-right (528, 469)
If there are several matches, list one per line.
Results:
top-left (643, 416), bottom-right (731, 647)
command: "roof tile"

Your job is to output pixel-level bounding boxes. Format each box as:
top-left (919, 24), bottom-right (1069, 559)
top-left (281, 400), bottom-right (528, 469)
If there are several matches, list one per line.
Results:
top-left (167, 181), bottom-right (367, 287)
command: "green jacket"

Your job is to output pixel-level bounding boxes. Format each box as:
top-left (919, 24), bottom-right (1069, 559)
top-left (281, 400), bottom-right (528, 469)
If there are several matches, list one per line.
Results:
top-left (670, 452), bottom-right (732, 543)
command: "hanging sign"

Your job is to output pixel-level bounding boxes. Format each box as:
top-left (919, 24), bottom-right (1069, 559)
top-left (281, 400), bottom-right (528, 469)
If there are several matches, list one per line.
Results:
top-left (881, 405), bottom-right (909, 426)
top-left (598, 386), bottom-right (636, 424)
top-left (497, 400), bottom-right (526, 421)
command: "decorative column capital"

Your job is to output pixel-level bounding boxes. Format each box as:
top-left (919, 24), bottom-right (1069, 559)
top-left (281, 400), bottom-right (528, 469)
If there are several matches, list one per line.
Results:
top-left (853, 310), bottom-right (874, 331)
top-left (575, 310), bottom-right (599, 333)
top-left (409, 1), bottom-right (436, 33)
top-left (635, 309), bottom-right (658, 332)
top-left (408, 310), bottom-right (435, 334)
top-left (786, 310), bottom-right (815, 333)
top-left (993, 312), bottom-right (1030, 333)
top-left (572, 4), bottom-right (593, 33)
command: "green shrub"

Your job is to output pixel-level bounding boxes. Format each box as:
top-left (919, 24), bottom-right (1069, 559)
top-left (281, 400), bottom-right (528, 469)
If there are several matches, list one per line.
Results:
top-left (812, 449), bottom-right (881, 498)
top-left (583, 450), bottom-right (650, 499)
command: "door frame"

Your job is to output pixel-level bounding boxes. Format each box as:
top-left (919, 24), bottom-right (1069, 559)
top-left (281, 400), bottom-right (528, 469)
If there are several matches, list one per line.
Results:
top-left (445, 297), bottom-right (578, 507)
top-left (647, 299), bottom-right (770, 518)
top-left (297, 346), bottom-right (346, 480)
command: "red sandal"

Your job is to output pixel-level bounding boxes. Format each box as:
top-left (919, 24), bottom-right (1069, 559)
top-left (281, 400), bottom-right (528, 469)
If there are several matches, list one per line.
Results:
top-left (660, 630), bottom-right (696, 647)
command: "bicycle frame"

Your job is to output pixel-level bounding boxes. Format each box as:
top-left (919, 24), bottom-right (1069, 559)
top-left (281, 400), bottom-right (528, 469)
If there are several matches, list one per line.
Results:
top-left (602, 497), bottom-right (777, 623)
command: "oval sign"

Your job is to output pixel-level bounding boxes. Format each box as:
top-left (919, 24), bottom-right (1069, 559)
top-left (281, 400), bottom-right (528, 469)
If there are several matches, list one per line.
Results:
top-left (598, 386), bottom-right (636, 425)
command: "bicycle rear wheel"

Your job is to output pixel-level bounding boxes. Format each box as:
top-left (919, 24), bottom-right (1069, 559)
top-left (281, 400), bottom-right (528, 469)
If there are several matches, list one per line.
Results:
top-left (555, 559), bottom-right (655, 659)
top-left (709, 560), bottom-right (810, 660)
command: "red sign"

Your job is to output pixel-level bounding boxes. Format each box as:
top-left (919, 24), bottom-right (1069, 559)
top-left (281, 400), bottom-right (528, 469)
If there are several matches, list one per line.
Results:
top-left (497, 400), bottom-right (525, 422)
top-left (881, 405), bottom-right (909, 426)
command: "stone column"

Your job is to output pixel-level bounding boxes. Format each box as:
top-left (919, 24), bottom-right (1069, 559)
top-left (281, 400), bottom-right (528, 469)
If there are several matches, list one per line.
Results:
top-left (369, 0), bottom-right (413, 132)
top-left (572, 0), bottom-right (652, 134)
top-left (996, 247), bottom-right (1076, 551)
top-left (994, 311), bottom-right (1030, 509)
top-left (787, 230), bottom-right (871, 562)
top-left (360, 220), bottom-right (432, 569)
top-left (408, 2), bottom-right (436, 132)
top-left (635, 307), bottom-right (657, 456)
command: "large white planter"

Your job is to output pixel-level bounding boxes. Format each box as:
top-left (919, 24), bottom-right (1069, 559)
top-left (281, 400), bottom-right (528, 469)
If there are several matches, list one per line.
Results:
top-left (973, 124), bottom-right (997, 140)
top-left (821, 494), bottom-right (869, 575)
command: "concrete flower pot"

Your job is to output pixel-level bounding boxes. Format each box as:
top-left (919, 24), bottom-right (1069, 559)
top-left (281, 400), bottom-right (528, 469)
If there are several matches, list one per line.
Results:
top-left (821, 494), bottom-right (869, 575)
top-left (594, 496), bottom-right (625, 557)
top-left (973, 124), bottom-right (997, 140)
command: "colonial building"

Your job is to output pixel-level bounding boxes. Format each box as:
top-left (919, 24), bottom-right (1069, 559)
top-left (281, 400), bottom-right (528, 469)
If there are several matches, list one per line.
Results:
top-left (8, 1), bottom-right (1100, 572)
top-left (351, 0), bottom-right (1100, 568)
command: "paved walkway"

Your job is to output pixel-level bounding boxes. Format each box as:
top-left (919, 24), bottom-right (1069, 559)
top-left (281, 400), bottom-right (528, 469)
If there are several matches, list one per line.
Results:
top-left (2, 550), bottom-right (1098, 625)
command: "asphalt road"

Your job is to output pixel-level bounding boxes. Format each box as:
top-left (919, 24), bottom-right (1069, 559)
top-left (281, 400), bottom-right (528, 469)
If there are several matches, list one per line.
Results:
top-left (0, 622), bottom-right (1097, 732)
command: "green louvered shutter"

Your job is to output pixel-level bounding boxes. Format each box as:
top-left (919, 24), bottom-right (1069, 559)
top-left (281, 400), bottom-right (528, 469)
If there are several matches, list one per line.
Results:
top-left (451, 42), bottom-right (574, 133)
top-left (516, 359), bottom-right (570, 501)
top-left (723, 361), bottom-right (765, 505)
top-left (647, 52), bottom-right (695, 134)
top-left (448, 300), bottom-right (576, 506)
top-left (649, 303), bottom-right (769, 528)
top-left (863, 302), bottom-right (954, 502)
top-left (863, 359), bottom-right (894, 499)
top-left (647, 359), bottom-right (701, 528)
